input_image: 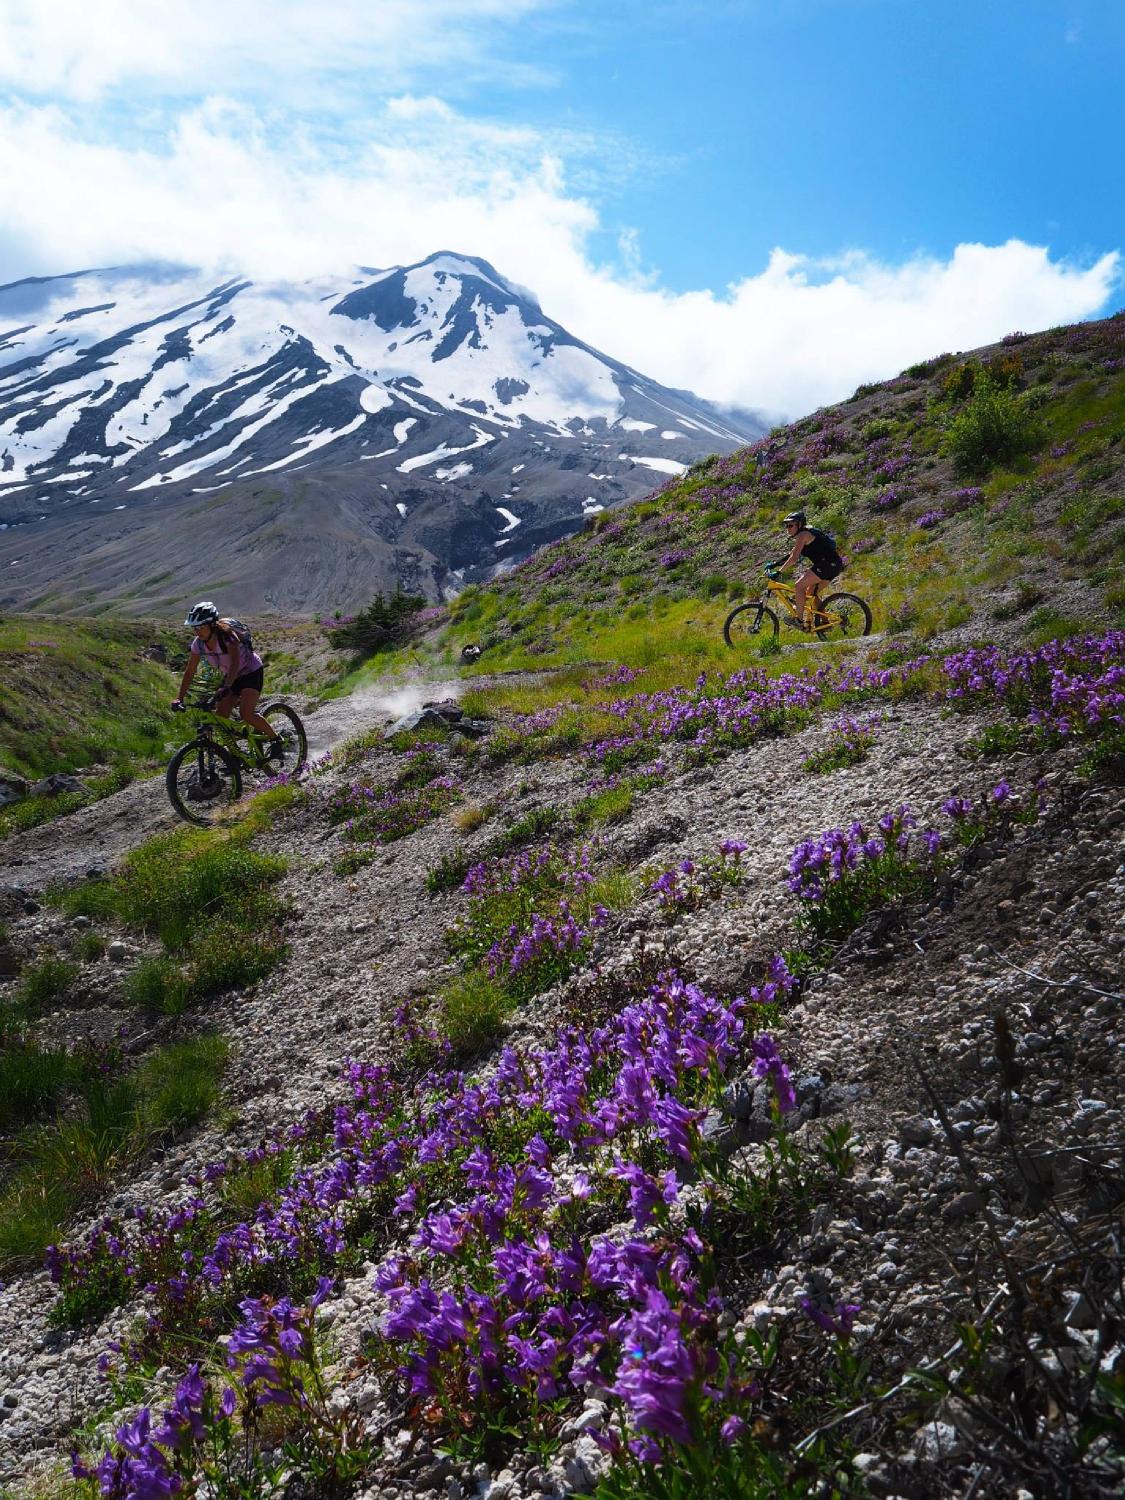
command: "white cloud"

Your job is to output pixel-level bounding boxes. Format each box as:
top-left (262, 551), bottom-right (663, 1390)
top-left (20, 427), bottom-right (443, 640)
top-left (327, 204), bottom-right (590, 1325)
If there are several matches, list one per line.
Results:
top-left (0, 95), bottom-right (1118, 417)
top-left (0, 0), bottom-right (555, 100)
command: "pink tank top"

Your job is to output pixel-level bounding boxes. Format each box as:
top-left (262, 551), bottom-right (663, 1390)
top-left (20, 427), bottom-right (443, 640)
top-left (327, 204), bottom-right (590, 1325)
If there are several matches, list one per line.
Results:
top-left (191, 627), bottom-right (262, 679)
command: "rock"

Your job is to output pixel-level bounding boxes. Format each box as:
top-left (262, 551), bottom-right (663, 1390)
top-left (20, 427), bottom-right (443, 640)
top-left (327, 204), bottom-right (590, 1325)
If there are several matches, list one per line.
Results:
top-left (0, 774), bottom-right (28, 807)
top-left (0, 948), bottom-right (20, 977)
top-left (900, 1115), bottom-right (934, 1146)
top-left (29, 773), bottom-right (87, 797)
top-left (721, 1076), bottom-right (755, 1120)
top-left (385, 708), bottom-right (451, 738)
top-left (820, 1082), bottom-right (863, 1115)
top-left (451, 718), bottom-right (491, 739)
top-left (107, 941), bottom-right (128, 962)
top-left (946, 1189), bottom-right (985, 1219)
top-left (422, 699), bottom-right (463, 721)
top-left (1063, 1291), bottom-right (1098, 1330)
top-left (913, 1419), bottom-right (966, 1461)
top-left (72, 916), bottom-right (92, 930)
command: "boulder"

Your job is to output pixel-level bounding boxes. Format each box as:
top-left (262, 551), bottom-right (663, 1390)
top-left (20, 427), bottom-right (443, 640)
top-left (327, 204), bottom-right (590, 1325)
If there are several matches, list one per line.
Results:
top-left (29, 773), bottom-right (87, 798)
top-left (422, 698), bottom-right (463, 721)
top-left (384, 708), bottom-right (452, 738)
top-left (451, 717), bottom-right (491, 739)
top-left (0, 773), bottom-right (28, 807)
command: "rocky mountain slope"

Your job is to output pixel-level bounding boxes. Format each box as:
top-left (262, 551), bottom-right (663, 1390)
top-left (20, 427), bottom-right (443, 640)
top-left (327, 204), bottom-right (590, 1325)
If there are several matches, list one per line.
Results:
top-left (0, 254), bottom-right (762, 615)
top-left (435, 311), bottom-right (1124, 666)
top-left (0, 627), bottom-right (1121, 1500)
top-left (0, 313), bottom-right (1122, 1499)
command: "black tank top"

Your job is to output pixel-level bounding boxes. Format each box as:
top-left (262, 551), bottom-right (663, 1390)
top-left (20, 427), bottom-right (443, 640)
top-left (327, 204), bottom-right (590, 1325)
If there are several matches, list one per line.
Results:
top-left (801, 528), bottom-right (841, 573)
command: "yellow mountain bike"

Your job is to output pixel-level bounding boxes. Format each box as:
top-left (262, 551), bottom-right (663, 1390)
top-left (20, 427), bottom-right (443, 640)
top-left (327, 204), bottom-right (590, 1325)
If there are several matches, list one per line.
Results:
top-left (724, 563), bottom-right (872, 647)
top-left (166, 691), bottom-right (308, 825)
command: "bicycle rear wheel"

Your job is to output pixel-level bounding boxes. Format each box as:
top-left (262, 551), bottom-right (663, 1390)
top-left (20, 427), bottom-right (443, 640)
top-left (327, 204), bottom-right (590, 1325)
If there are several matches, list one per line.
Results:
top-left (166, 740), bottom-right (243, 825)
top-left (816, 593), bottom-right (873, 638)
top-left (260, 702), bottom-right (309, 774)
top-left (723, 602), bottom-right (780, 647)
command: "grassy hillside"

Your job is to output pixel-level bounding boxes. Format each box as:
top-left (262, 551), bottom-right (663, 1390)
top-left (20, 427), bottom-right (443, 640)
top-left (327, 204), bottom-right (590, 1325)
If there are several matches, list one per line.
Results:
top-left (0, 616), bottom-right (184, 781)
top-left (430, 312), bottom-right (1124, 669)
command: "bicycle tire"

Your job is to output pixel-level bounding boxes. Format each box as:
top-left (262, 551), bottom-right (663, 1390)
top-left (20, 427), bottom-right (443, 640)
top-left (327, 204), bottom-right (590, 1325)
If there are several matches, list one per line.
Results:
top-left (260, 701), bottom-right (309, 774)
top-left (723, 602), bottom-right (780, 647)
top-left (166, 740), bottom-right (243, 825)
top-left (817, 592), bottom-right (873, 638)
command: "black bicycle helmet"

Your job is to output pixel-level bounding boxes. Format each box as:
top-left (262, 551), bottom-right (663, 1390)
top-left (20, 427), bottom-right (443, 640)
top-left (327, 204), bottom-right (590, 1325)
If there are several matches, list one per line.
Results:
top-left (185, 600), bottom-right (220, 627)
top-left (783, 511), bottom-right (807, 528)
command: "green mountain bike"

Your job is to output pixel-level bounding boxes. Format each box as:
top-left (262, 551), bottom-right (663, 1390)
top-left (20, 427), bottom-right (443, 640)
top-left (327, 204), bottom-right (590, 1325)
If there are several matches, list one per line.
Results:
top-left (166, 692), bottom-right (308, 825)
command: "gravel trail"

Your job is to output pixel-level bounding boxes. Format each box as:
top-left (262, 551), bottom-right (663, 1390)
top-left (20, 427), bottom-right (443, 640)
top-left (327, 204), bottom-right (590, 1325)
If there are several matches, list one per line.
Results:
top-left (0, 677), bottom-right (465, 892)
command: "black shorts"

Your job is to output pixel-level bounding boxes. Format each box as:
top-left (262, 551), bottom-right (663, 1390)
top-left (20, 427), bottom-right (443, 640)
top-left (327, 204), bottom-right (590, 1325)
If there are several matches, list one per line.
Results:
top-left (230, 667), bottom-right (264, 695)
top-left (808, 559), bottom-right (843, 583)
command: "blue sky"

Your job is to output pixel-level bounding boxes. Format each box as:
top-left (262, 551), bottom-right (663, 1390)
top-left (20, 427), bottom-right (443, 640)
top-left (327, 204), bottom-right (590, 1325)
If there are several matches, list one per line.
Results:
top-left (518, 1), bottom-right (1125, 292)
top-left (0, 0), bottom-right (1121, 414)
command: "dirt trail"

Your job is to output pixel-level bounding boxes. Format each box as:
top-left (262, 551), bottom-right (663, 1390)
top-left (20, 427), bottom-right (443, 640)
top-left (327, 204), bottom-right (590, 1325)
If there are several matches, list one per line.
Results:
top-left (0, 677), bottom-right (464, 892)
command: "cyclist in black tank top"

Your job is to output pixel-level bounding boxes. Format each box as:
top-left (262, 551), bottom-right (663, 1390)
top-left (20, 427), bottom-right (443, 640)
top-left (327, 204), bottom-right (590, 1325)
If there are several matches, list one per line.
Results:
top-left (778, 511), bottom-right (845, 629)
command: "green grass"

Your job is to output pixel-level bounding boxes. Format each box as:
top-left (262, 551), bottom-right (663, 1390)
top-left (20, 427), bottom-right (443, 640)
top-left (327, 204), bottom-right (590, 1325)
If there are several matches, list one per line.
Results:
top-left (439, 967), bottom-right (511, 1057)
top-left (49, 819), bottom-right (290, 1013)
top-left (572, 783), bottom-right (636, 829)
top-left (0, 616), bottom-right (182, 781)
top-left (0, 1034), bottom-right (228, 1269)
top-left (12, 954), bottom-right (78, 1010)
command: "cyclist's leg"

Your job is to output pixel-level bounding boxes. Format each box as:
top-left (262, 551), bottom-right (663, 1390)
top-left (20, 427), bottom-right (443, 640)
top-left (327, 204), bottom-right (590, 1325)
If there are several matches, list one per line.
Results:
top-left (237, 686), bottom-right (275, 739)
top-left (794, 568), bottom-right (823, 623)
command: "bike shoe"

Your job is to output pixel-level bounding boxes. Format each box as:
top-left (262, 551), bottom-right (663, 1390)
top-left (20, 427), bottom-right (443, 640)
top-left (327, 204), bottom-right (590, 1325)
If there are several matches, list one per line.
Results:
top-left (783, 617), bottom-right (809, 631)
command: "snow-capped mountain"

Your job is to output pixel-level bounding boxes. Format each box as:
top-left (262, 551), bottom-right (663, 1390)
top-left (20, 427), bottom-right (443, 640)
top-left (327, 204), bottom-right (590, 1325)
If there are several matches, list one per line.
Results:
top-left (0, 253), bottom-right (764, 614)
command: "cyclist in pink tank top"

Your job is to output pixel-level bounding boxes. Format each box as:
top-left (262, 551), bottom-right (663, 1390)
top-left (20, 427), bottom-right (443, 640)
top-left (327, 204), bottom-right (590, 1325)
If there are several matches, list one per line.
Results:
top-left (171, 601), bottom-right (280, 751)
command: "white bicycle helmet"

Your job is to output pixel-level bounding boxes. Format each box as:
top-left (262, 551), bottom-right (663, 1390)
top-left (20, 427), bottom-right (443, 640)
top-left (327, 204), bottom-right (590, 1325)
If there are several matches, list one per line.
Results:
top-left (185, 600), bottom-right (220, 627)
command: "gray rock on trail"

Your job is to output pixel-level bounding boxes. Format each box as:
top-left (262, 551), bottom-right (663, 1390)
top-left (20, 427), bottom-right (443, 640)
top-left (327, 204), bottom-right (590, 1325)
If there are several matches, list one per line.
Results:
top-left (385, 704), bottom-right (491, 739)
top-left (29, 773), bottom-right (87, 797)
top-left (0, 774), bottom-right (28, 806)
top-left (385, 708), bottom-right (458, 737)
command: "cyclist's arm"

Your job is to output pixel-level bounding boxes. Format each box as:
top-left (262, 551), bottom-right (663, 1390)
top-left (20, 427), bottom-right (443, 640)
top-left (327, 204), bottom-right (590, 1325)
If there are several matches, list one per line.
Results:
top-left (780, 533), bottom-right (810, 572)
top-left (175, 651), bottom-right (199, 703)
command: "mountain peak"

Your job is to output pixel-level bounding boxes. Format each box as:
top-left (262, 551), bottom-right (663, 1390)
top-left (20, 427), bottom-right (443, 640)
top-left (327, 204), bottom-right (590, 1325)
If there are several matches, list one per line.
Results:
top-left (0, 255), bottom-right (766, 615)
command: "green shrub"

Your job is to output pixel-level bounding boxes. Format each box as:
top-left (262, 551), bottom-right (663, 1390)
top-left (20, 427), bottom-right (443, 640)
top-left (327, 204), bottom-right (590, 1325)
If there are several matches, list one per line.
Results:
top-left (189, 927), bottom-right (288, 999)
top-left (485, 805), bottom-right (562, 855)
top-left (426, 851), bottom-right (473, 894)
top-left (945, 378), bottom-right (1043, 475)
top-left (1078, 726), bottom-right (1125, 785)
top-left (14, 954), bottom-right (78, 1010)
top-left (966, 722), bottom-right (1027, 758)
top-left (136, 1035), bottom-right (228, 1133)
top-left (942, 360), bottom-right (980, 400)
top-left (123, 955), bottom-right (192, 1014)
top-left (0, 1041), bottom-right (78, 1127)
top-left (440, 968), bottom-right (510, 1058)
top-left (327, 591), bottom-right (426, 653)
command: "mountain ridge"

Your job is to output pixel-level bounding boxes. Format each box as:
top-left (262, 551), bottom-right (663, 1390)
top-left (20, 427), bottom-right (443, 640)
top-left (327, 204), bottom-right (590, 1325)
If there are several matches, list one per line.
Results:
top-left (0, 254), bottom-right (764, 615)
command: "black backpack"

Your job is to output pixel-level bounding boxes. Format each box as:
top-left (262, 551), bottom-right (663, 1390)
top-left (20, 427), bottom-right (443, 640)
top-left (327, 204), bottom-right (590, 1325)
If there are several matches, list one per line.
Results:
top-left (809, 526), bottom-right (837, 554)
top-left (218, 618), bottom-right (254, 652)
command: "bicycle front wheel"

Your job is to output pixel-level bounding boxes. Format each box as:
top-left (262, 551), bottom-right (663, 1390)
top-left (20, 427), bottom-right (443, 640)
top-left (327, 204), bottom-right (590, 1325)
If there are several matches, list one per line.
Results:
top-left (260, 702), bottom-right (308, 774)
top-left (166, 741), bottom-right (243, 825)
top-left (817, 593), bottom-right (873, 638)
top-left (723, 602), bottom-right (780, 647)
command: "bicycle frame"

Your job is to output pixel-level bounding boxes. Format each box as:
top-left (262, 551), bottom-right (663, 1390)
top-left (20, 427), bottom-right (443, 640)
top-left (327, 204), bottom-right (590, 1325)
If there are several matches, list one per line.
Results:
top-left (181, 704), bottom-right (273, 771)
top-left (762, 574), bottom-right (840, 632)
